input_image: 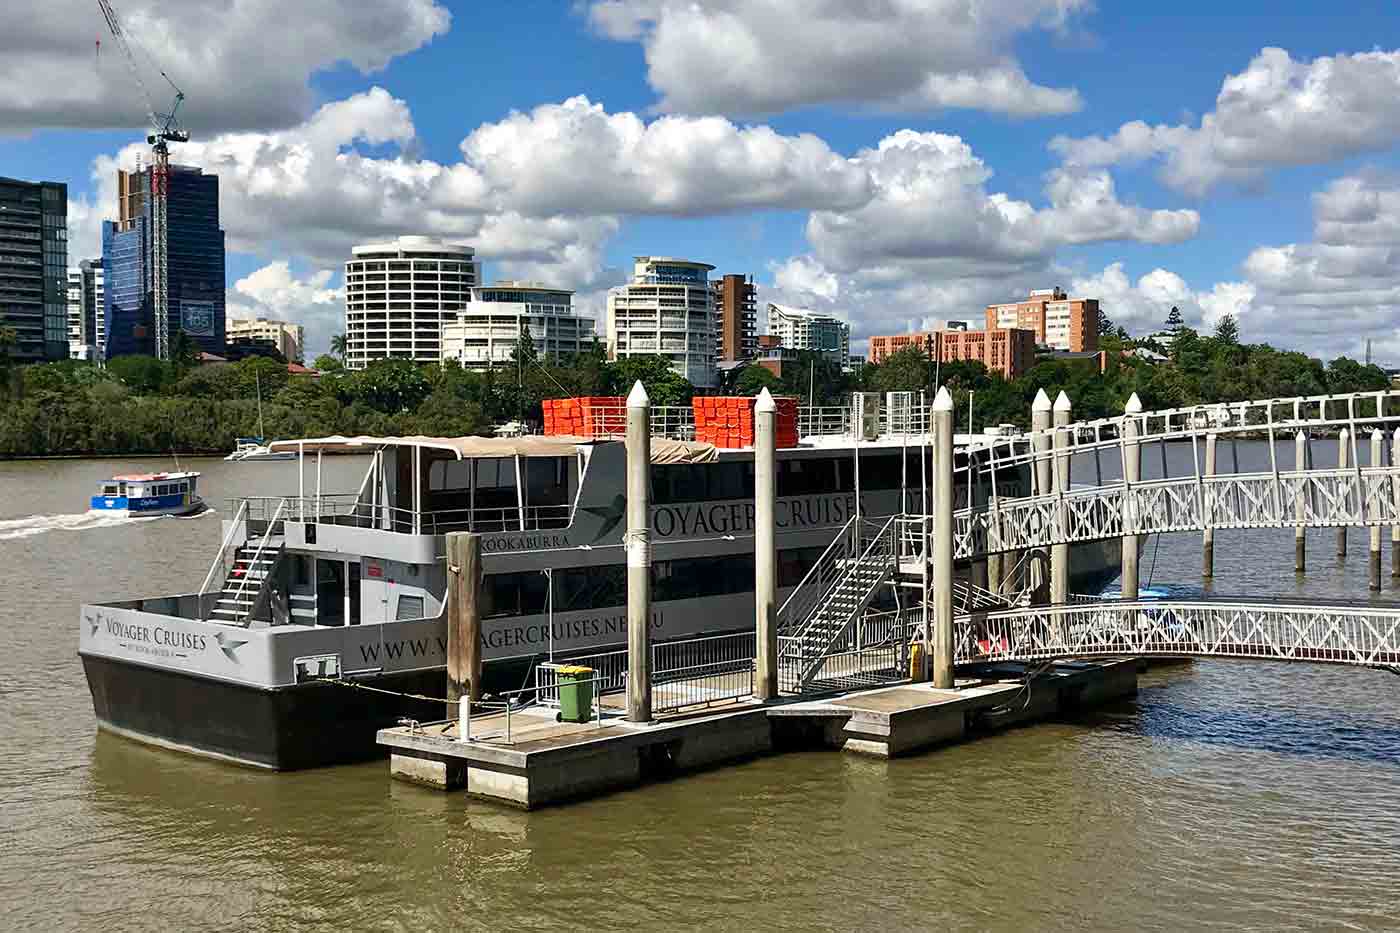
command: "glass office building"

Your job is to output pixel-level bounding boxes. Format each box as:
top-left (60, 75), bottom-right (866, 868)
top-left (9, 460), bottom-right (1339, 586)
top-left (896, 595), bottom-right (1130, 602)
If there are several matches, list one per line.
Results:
top-left (0, 176), bottom-right (68, 362)
top-left (103, 165), bottom-right (225, 359)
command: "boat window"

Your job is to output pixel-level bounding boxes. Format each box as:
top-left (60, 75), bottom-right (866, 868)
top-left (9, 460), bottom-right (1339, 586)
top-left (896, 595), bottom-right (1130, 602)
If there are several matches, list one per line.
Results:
top-left (473, 458), bottom-right (518, 514)
top-left (395, 595), bottom-right (425, 620)
top-left (525, 457), bottom-right (569, 507)
top-left (429, 459), bottom-right (472, 491)
top-left (858, 453), bottom-right (906, 491)
top-left (485, 570), bottom-right (551, 619)
top-left (130, 486), bottom-right (144, 497)
top-left (777, 458), bottom-right (848, 497)
top-left (102, 484), bottom-right (118, 495)
top-left (650, 461), bottom-right (754, 504)
top-left (778, 546), bottom-right (828, 587)
top-left (552, 564), bottom-right (626, 614)
top-left (488, 553), bottom-right (763, 619)
top-left (653, 553), bottom-right (754, 601)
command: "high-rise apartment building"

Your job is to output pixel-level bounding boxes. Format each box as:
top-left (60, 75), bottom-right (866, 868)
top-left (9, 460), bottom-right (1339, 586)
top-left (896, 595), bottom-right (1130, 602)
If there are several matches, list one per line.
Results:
top-left (226, 316), bottom-right (305, 363)
top-left (985, 287), bottom-right (1098, 352)
top-left (441, 282), bottom-right (595, 370)
top-left (868, 327), bottom-right (1036, 378)
top-left (606, 256), bottom-right (717, 387)
top-left (66, 259), bottom-right (105, 360)
top-left (712, 273), bottom-right (757, 362)
top-left (767, 303), bottom-right (850, 365)
top-left (103, 165), bottom-right (225, 359)
top-left (0, 176), bottom-right (68, 362)
top-left (343, 235), bottom-right (481, 370)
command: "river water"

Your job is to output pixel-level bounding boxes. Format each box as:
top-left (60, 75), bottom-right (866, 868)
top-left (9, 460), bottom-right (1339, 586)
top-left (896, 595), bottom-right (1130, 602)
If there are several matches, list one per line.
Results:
top-left (2, 447), bottom-right (1400, 931)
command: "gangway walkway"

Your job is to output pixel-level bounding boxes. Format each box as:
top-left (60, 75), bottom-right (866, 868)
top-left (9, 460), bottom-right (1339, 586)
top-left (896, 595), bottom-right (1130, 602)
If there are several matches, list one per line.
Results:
top-left (956, 596), bottom-right (1400, 672)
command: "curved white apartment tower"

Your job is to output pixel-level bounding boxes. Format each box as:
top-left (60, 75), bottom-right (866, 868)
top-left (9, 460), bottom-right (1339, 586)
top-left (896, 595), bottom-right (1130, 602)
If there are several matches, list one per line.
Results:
top-left (606, 256), bottom-right (717, 388)
top-left (344, 236), bottom-right (481, 369)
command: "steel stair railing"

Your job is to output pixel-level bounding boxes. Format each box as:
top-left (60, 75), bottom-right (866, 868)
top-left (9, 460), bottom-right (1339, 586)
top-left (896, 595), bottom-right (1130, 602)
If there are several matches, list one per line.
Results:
top-left (217, 497), bottom-right (288, 627)
top-left (198, 499), bottom-right (249, 621)
top-left (779, 516), bottom-right (901, 691)
top-left (776, 514), bottom-right (864, 635)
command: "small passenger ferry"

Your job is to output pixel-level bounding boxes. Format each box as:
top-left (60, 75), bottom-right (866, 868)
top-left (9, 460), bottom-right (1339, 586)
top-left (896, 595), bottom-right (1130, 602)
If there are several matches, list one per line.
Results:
top-left (79, 393), bottom-right (1124, 770)
top-left (90, 471), bottom-right (205, 518)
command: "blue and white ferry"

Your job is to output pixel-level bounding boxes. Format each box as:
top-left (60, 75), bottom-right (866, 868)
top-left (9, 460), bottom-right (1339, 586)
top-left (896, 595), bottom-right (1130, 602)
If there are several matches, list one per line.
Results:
top-left (90, 471), bottom-right (206, 518)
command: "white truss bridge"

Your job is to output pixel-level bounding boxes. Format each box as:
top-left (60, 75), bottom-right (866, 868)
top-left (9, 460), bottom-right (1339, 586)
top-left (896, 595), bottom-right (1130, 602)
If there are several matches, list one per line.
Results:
top-left (948, 466), bottom-right (1400, 558)
top-left (944, 388), bottom-right (1400, 558)
top-left (776, 389), bottom-right (1400, 692)
top-left (957, 598), bottom-right (1400, 672)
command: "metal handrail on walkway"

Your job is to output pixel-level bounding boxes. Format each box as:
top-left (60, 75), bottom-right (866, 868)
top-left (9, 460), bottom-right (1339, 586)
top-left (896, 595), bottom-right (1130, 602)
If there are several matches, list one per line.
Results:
top-left (941, 465), bottom-right (1400, 559)
top-left (958, 597), bottom-right (1400, 669)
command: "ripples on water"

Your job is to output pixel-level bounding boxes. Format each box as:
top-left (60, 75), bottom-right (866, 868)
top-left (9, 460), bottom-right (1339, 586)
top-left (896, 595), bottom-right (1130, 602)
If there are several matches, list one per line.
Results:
top-left (2, 452), bottom-right (1399, 931)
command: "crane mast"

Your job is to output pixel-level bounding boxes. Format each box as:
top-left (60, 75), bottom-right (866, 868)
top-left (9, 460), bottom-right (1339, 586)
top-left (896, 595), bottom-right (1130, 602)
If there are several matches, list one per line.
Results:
top-left (96, 0), bottom-right (188, 361)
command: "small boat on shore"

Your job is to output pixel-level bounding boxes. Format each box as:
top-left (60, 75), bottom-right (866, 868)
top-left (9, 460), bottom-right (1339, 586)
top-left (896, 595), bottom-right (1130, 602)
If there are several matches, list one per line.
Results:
top-left (90, 471), bottom-right (206, 518)
top-left (225, 372), bottom-right (294, 461)
top-left (225, 438), bottom-right (295, 462)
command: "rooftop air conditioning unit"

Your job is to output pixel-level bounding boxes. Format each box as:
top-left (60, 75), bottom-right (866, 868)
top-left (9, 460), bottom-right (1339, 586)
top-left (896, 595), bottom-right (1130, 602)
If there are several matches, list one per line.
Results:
top-left (852, 392), bottom-right (881, 441)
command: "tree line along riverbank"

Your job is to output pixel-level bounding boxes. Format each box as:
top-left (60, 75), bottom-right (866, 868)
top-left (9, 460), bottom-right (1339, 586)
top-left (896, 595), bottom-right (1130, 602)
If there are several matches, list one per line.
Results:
top-left (0, 319), bottom-right (1389, 458)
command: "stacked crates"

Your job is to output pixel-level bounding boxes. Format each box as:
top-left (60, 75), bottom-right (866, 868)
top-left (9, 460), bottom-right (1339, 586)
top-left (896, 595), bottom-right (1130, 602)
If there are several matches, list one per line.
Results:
top-left (542, 396), bottom-right (625, 438)
top-left (692, 396), bottom-right (800, 449)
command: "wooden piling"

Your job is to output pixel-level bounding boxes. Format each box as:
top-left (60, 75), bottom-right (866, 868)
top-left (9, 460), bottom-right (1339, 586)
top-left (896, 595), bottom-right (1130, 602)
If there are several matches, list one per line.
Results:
top-left (446, 532), bottom-right (482, 703)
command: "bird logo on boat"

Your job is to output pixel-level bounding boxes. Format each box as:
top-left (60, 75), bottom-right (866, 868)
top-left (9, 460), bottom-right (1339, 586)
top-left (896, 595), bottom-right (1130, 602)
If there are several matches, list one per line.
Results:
top-left (85, 612), bottom-right (99, 638)
top-left (214, 630), bottom-right (248, 663)
top-left (581, 494), bottom-right (627, 543)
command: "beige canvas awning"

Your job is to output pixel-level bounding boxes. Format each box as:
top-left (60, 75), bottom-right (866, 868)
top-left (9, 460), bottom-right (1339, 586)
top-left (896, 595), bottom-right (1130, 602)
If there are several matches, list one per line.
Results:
top-left (269, 434), bottom-right (719, 463)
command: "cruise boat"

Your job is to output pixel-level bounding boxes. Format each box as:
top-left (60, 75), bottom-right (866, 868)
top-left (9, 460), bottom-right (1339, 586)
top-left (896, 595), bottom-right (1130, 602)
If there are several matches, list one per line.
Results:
top-left (225, 437), bottom-right (296, 461)
top-left (90, 471), bottom-right (206, 518)
top-left (78, 396), bottom-right (1124, 770)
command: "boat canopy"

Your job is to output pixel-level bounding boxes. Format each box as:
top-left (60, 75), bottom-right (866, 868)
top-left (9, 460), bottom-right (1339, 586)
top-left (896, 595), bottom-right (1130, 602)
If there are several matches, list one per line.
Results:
top-left (269, 434), bottom-right (718, 464)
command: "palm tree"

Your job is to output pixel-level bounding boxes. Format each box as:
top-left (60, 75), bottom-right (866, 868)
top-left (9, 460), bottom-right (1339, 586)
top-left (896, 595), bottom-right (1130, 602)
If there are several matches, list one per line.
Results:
top-left (330, 334), bottom-right (348, 362)
top-left (0, 324), bottom-right (16, 362)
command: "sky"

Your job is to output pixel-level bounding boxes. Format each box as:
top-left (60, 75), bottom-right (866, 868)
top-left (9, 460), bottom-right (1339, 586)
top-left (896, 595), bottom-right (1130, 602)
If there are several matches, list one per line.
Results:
top-left (5, 0), bottom-right (1400, 362)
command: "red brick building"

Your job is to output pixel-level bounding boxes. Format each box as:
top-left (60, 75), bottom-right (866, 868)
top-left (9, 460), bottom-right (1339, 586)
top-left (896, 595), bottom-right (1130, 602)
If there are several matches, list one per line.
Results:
top-left (984, 287), bottom-right (1099, 353)
top-left (867, 327), bottom-right (1035, 379)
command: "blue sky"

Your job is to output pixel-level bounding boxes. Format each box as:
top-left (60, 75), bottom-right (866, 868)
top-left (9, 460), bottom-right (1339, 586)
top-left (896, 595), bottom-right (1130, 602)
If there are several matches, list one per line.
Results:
top-left (7, 1), bottom-right (1400, 360)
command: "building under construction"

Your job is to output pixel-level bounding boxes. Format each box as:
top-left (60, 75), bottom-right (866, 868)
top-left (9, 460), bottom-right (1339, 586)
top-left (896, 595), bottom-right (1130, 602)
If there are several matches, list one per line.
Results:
top-left (102, 164), bottom-right (225, 359)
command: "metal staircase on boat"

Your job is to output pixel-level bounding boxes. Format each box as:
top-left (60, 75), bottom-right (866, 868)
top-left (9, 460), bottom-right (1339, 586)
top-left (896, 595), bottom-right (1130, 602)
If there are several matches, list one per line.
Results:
top-left (778, 516), bottom-right (899, 692)
top-left (208, 542), bottom-right (283, 622)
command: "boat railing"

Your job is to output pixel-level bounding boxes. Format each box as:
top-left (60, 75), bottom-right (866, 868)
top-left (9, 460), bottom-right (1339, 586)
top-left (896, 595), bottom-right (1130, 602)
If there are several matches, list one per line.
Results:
top-left (237, 495), bottom-right (575, 536)
top-left (798, 406), bottom-right (851, 437)
top-left (222, 497), bottom-right (288, 625)
top-left (531, 630), bottom-right (756, 715)
top-left (198, 499), bottom-right (250, 619)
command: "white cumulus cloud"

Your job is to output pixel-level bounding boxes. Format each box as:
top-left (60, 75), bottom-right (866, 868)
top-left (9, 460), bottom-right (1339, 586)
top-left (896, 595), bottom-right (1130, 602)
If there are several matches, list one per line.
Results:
top-left (0, 0), bottom-right (450, 133)
top-left (1051, 47), bottom-right (1400, 195)
top-left (226, 262), bottom-right (343, 359)
top-left (585, 0), bottom-right (1087, 117)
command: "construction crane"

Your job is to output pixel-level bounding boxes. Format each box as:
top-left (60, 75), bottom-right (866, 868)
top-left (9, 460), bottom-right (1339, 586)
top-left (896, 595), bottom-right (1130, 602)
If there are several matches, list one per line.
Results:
top-left (96, 0), bottom-right (189, 362)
